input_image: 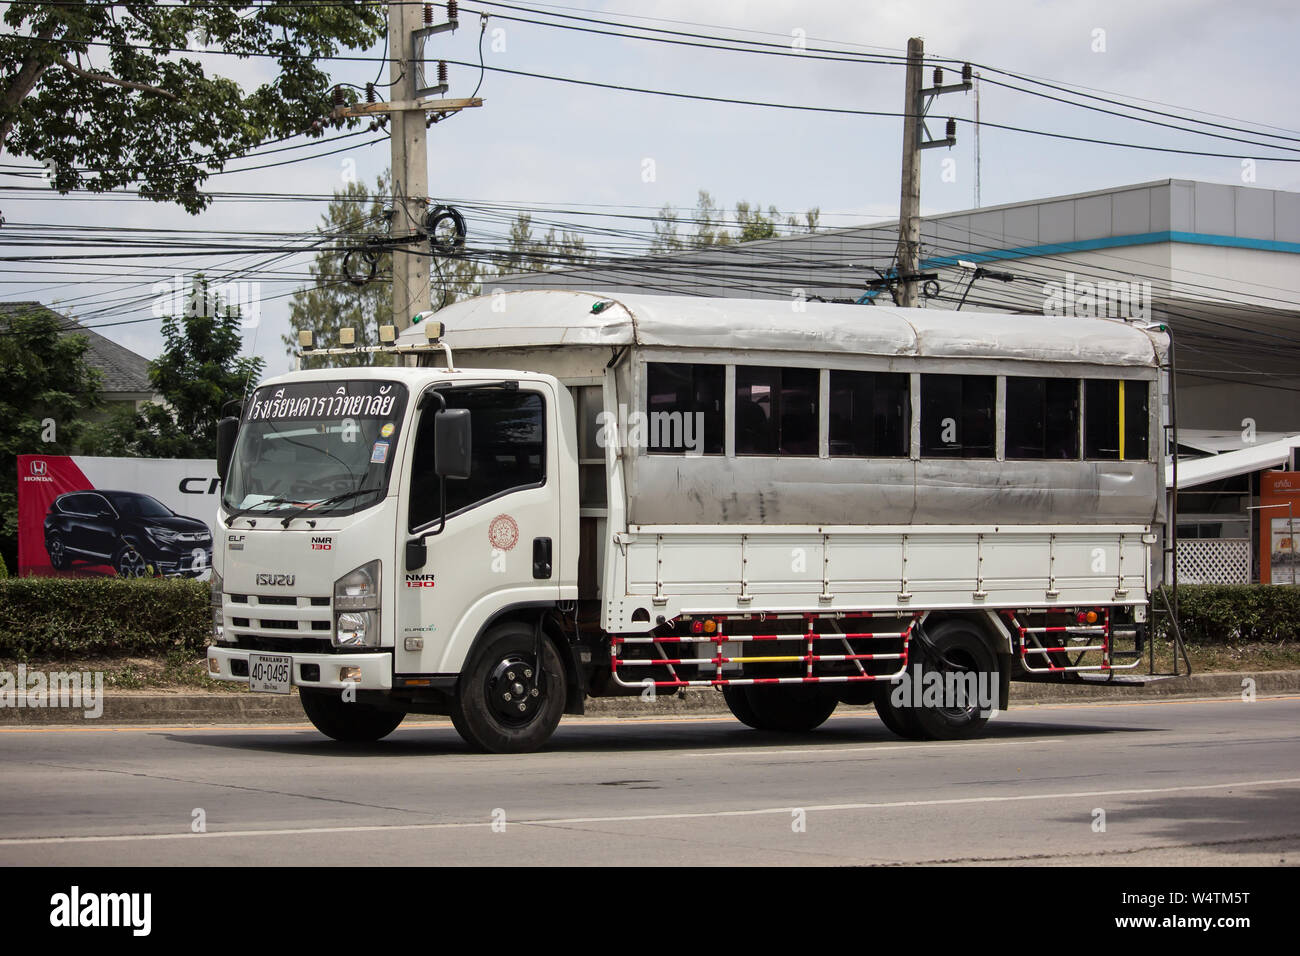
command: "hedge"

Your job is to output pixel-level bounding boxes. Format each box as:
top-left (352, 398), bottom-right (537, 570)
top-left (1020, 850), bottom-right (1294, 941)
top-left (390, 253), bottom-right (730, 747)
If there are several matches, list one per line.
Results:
top-left (1157, 584), bottom-right (1300, 645)
top-left (0, 579), bottom-right (1294, 660)
top-left (0, 577), bottom-right (209, 658)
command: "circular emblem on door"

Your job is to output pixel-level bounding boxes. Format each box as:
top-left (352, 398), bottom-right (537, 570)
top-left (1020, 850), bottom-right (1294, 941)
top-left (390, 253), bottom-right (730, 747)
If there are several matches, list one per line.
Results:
top-left (488, 514), bottom-right (519, 552)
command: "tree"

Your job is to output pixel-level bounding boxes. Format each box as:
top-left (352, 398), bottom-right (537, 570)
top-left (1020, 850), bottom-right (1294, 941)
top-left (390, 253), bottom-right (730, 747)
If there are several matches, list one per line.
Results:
top-left (0, 305), bottom-right (104, 569)
top-left (107, 279), bottom-right (264, 459)
top-left (498, 213), bottom-right (590, 273)
top-left (650, 190), bottom-right (821, 253)
top-left (285, 171), bottom-right (482, 368)
top-left (1, 2), bottom-right (385, 212)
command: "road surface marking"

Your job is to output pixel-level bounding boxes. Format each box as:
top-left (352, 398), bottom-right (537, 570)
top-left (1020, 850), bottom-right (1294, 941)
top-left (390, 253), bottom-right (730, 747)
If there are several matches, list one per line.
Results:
top-left (1, 776), bottom-right (1297, 847)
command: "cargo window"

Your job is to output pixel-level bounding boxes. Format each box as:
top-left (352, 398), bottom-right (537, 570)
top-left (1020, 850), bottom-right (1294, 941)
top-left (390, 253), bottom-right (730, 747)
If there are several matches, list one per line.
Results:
top-left (408, 389), bottom-right (546, 531)
top-left (645, 363), bottom-right (724, 455)
top-left (829, 370), bottom-right (910, 457)
top-left (920, 374), bottom-right (995, 458)
top-left (735, 366), bottom-right (819, 456)
top-left (1085, 380), bottom-right (1149, 461)
top-left (1006, 377), bottom-right (1080, 460)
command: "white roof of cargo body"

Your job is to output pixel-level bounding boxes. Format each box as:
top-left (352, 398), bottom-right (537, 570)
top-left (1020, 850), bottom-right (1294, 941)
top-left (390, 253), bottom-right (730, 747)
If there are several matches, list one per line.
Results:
top-left (400, 290), bottom-right (1166, 366)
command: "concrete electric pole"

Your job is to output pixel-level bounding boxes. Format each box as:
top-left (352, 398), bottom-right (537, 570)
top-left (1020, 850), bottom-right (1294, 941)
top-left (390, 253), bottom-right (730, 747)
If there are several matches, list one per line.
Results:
top-left (895, 38), bottom-right (971, 308)
top-left (331, 2), bottom-right (483, 332)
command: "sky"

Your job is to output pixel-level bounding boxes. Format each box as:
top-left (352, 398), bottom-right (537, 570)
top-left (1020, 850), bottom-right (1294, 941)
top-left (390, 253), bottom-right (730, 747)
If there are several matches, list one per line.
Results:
top-left (3, 0), bottom-right (1299, 376)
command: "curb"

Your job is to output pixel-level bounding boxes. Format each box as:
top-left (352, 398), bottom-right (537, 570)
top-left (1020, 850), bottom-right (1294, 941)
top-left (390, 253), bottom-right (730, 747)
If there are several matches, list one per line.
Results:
top-left (1, 670), bottom-right (1295, 726)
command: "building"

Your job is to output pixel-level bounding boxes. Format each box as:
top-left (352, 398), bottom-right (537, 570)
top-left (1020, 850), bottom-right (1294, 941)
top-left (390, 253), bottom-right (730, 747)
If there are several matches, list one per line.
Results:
top-left (488, 179), bottom-right (1300, 583)
top-left (0, 301), bottom-right (158, 418)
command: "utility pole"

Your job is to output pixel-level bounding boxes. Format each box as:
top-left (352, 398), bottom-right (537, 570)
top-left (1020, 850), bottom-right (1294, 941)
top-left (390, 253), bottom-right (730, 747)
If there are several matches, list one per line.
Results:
top-left (332, 2), bottom-right (483, 332)
top-left (895, 37), bottom-right (971, 308)
top-left (389, 0), bottom-right (432, 333)
top-left (896, 38), bottom-right (924, 308)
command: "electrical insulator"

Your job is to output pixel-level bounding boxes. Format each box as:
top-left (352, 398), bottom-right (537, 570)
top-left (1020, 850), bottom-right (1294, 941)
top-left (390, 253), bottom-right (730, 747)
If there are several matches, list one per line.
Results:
top-left (946, 117), bottom-right (957, 140)
top-left (365, 83), bottom-right (375, 103)
top-left (331, 85), bottom-right (344, 108)
top-left (448, 0), bottom-right (459, 21)
top-left (438, 60), bottom-right (448, 86)
top-left (424, 4), bottom-right (433, 25)
top-left (933, 67), bottom-right (943, 86)
top-left (962, 62), bottom-right (973, 84)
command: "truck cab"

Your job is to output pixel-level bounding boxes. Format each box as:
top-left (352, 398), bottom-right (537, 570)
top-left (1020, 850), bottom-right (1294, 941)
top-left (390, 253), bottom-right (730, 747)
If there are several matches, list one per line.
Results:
top-left (207, 362), bottom-right (580, 751)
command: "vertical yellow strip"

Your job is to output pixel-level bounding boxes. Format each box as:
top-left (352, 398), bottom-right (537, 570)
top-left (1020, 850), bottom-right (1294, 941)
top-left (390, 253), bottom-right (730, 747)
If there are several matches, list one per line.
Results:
top-left (1118, 381), bottom-right (1126, 460)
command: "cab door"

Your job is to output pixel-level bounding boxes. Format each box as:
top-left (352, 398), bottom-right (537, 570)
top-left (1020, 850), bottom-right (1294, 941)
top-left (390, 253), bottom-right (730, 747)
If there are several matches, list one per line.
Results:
top-left (394, 382), bottom-right (562, 676)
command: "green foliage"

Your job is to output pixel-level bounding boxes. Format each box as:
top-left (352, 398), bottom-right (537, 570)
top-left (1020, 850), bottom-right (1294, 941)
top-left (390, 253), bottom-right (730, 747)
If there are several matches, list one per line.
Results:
top-left (0, 577), bottom-right (210, 657)
top-left (0, 305), bottom-right (104, 565)
top-left (1158, 584), bottom-right (1300, 644)
top-left (0, 552), bottom-right (8, 580)
top-left (650, 190), bottom-right (820, 254)
top-left (286, 171), bottom-right (482, 368)
top-left (102, 279), bottom-right (264, 459)
top-left (500, 212), bottom-right (590, 273)
top-left (287, 172), bottom-right (398, 368)
top-left (0, 2), bottom-right (386, 212)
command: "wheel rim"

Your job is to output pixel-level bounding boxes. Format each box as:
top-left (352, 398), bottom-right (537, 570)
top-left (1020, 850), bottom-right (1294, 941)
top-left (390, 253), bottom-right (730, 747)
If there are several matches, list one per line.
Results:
top-left (49, 538), bottom-right (63, 566)
top-left (117, 547), bottom-right (148, 578)
top-left (485, 653), bottom-right (544, 728)
top-left (932, 647), bottom-right (982, 720)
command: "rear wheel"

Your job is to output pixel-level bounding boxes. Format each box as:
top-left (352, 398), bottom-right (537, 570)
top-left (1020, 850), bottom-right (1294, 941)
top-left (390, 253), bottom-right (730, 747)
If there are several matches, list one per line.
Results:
top-left (46, 534), bottom-right (68, 570)
top-left (909, 621), bottom-right (999, 741)
top-left (723, 684), bottom-right (838, 732)
top-left (872, 681), bottom-right (924, 739)
top-left (300, 688), bottom-right (405, 742)
top-left (450, 623), bottom-right (566, 753)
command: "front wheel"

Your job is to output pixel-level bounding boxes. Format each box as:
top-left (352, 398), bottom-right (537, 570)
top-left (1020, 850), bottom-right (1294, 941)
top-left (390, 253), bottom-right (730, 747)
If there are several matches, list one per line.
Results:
top-left (113, 542), bottom-right (153, 578)
top-left (450, 623), bottom-right (566, 753)
top-left (300, 688), bottom-right (405, 742)
top-left (723, 684), bottom-right (838, 732)
top-left (46, 534), bottom-right (68, 570)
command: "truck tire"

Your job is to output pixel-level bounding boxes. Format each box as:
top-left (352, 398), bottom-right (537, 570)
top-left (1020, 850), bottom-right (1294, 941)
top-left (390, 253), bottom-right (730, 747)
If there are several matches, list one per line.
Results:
top-left (872, 681), bottom-right (925, 739)
top-left (722, 684), bottom-right (838, 732)
top-left (450, 622), bottom-right (567, 753)
top-left (908, 620), bottom-right (999, 741)
top-left (300, 688), bottom-right (405, 742)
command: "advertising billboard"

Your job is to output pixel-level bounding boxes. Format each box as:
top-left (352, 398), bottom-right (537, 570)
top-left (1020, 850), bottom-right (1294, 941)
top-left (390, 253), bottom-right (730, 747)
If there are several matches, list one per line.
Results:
top-left (1260, 471), bottom-right (1300, 585)
top-left (17, 455), bottom-right (217, 579)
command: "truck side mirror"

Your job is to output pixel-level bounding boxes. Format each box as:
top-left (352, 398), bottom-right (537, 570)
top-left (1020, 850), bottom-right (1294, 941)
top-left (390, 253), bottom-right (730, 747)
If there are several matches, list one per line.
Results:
top-left (216, 416), bottom-right (240, 483)
top-left (434, 408), bottom-right (471, 479)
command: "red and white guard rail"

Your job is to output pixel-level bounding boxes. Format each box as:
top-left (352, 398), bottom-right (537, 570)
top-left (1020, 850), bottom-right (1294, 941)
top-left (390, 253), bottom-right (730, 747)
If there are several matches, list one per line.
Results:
top-left (1001, 609), bottom-right (1142, 674)
top-left (610, 612), bottom-right (920, 689)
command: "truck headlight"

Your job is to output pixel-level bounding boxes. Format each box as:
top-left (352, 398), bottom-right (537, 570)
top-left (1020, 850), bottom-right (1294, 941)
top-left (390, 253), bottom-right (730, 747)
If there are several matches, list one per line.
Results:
top-left (334, 561), bottom-right (381, 647)
top-left (334, 560), bottom-right (380, 611)
top-left (210, 569), bottom-right (223, 640)
top-left (336, 611), bottom-right (378, 648)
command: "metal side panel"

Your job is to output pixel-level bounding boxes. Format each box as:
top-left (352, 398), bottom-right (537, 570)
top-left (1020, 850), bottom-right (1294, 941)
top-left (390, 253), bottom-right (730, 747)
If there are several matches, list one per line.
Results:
top-left (606, 524), bottom-right (1152, 631)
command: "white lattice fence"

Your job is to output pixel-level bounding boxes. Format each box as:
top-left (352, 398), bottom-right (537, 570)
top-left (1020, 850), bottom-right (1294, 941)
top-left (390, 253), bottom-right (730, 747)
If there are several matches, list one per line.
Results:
top-left (1176, 538), bottom-right (1250, 584)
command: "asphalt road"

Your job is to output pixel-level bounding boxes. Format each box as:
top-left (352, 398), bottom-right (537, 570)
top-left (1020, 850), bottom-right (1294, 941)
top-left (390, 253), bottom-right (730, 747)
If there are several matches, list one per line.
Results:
top-left (0, 696), bottom-right (1297, 866)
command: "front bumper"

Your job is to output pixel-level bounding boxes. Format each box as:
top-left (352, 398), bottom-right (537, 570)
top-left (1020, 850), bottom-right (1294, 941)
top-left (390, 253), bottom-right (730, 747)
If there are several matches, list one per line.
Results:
top-left (207, 646), bottom-right (392, 691)
top-left (145, 542), bottom-right (213, 576)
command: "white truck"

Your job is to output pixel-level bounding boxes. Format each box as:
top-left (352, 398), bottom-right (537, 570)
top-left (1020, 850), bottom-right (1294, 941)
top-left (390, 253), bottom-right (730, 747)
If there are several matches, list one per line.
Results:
top-left (207, 290), bottom-right (1179, 752)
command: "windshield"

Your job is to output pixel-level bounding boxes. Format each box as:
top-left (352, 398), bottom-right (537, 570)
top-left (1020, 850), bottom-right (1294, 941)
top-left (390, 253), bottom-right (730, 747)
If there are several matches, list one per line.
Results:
top-left (222, 379), bottom-right (409, 518)
top-left (108, 493), bottom-right (173, 518)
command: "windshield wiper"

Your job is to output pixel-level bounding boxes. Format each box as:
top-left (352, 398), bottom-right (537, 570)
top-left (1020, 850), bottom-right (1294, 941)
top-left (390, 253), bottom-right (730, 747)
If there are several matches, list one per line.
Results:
top-left (279, 486), bottom-right (383, 528)
top-left (223, 495), bottom-right (298, 527)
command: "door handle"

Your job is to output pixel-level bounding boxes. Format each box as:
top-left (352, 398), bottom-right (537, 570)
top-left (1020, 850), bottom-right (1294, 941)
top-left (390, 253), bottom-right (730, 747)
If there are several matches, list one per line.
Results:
top-left (532, 537), bottom-right (552, 579)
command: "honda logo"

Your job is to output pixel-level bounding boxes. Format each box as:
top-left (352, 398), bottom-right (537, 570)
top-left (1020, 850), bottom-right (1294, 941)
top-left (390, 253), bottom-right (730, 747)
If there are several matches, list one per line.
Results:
top-left (30, 460), bottom-right (47, 477)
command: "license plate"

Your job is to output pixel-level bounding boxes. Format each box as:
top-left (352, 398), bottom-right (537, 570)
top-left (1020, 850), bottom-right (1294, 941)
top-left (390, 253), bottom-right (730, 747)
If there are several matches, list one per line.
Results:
top-left (248, 653), bottom-right (292, 694)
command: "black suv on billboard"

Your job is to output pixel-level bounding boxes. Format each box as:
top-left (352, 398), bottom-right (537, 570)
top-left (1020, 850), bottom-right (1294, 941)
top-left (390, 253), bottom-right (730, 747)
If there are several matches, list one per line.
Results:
top-left (44, 490), bottom-right (213, 577)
